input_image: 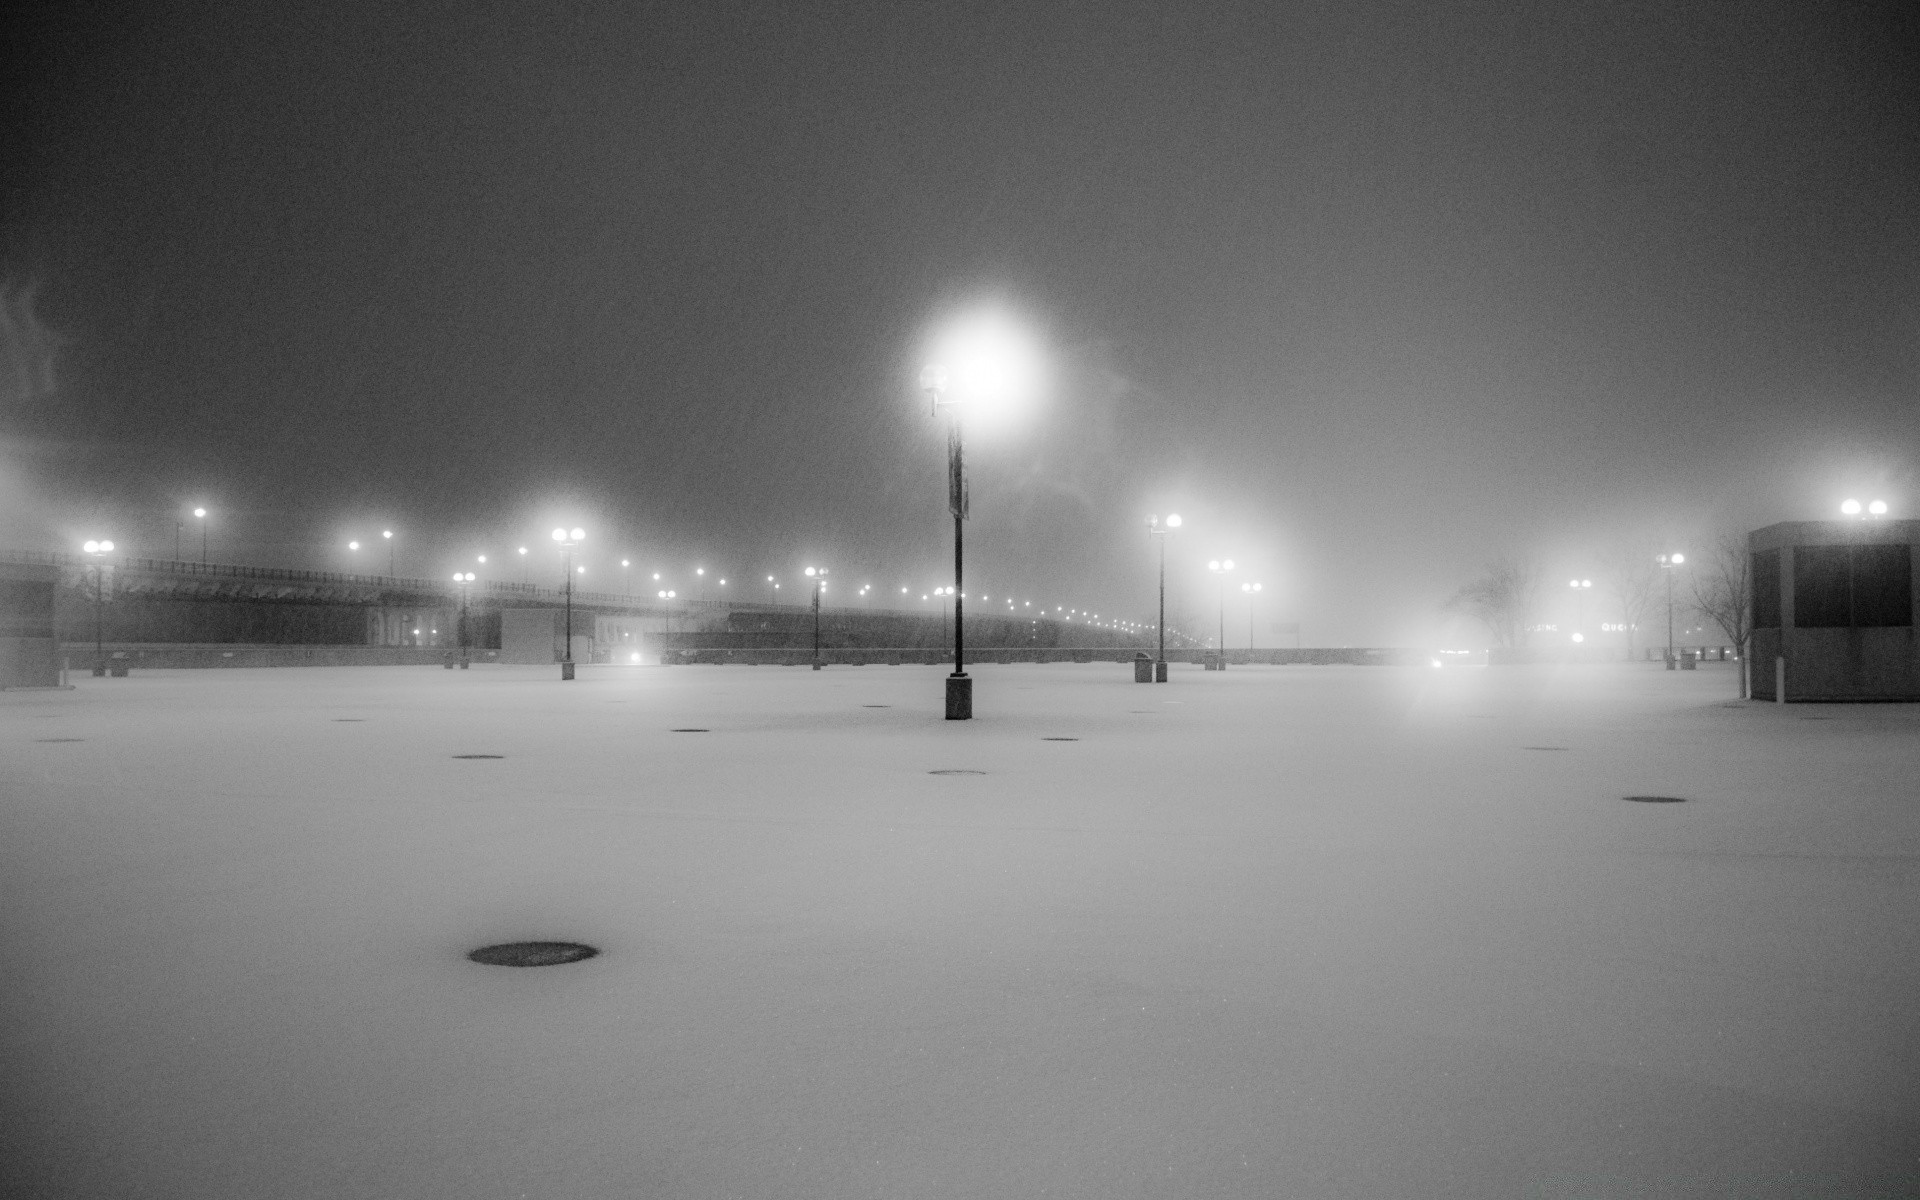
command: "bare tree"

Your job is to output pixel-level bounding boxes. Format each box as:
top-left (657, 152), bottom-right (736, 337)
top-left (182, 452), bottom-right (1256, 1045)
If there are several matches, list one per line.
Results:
top-left (1446, 557), bottom-right (1541, 648)
top-left (1600, 539), bottom-right (1662, 660)
top-left (1689, 529), bottom-right (1752, 697)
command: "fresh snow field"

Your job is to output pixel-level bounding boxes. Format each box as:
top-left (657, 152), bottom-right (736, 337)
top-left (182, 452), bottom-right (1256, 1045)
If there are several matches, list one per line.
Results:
top-left (3, 661), bottom-right (1916, 1199)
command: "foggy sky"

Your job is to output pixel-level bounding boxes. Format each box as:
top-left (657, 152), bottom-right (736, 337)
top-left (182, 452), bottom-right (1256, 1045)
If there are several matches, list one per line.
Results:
top-left (4, 0), bottom-right (1916, 644)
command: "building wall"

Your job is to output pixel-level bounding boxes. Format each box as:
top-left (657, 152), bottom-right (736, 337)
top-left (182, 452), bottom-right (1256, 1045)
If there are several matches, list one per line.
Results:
top-left (1749, 520), bottom-right (1920, 701)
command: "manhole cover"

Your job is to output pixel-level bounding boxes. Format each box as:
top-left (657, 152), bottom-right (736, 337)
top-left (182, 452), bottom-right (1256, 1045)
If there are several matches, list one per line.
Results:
top-left (1524, 746), bottom-right (1570, 751)
top-left (1042, 737), bottom-right (1079, 741)
top-left (861, 704), bottom-right (890, 708)
top-left (34, 737), bottom-right (84, 743)
top-left (1624, 795), bottom-right (1687, 804)
top-left (929, 769), bottom-right (986, 775)
top-left (671, 728), bottom-right (709, 733)
top-left (332, 718), bottom-right (366, 722)
top-left (453, 754), bottom-right (505, 759)
top-left (468, 941), bottom-right (599, 967)
top-left (1798, 716), bottom-right (1834, 721)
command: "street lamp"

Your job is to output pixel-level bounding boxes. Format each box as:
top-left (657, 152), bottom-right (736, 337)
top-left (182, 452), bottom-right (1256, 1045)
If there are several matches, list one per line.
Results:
top-left (194, 507), bottom-right (208, 564)
top-left (382, 529), bottom-right (394, 577)
top-left (1658, 553), bottom-right (1685, 668)
top-left (806, 566), bottom-right (829, 668)
top-left (517, 546), bottom-right (528, 585)
top-left (1569, 578), bottom-right (1592, 644)
top-left (921, 362), bottom-right (975, 719)
top-left (1208, 559), bottom-right (1235, 669)
top-left (82, 539), bottom-right (114, 676)
top-left (1241, 580), bottom-right (1263, 650)
top-left (657, 589), bottom-right (678, 661)
top-left (1148, 514), bottom-right (1181, 681)
top-left (452, 572), bottom-right (475, 668)
top-left (552, 527), bottom-right (584, 679)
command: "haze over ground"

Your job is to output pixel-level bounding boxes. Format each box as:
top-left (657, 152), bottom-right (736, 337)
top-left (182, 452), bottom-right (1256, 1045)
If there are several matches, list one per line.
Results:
top-left (3, 1), bottom-right (1916, 645)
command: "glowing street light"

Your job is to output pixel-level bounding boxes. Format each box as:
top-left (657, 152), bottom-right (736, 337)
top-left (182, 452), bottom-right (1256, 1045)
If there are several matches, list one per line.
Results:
top-left (1569, 577), bottom-right (1592, 643)
top-left (1147, 514), bottom-right (1181, 681)
top-left (1208, 559), bottom-right (1236, 668)
top-left (656, 589), bottom-right (678, 659)
top-left (1241, 580), bottom-right (1263, 650)
top-left (82, 539), bottom-right (114, 676)
top-left (1869, 500), bottom-right (1889, 516)
top-left (806, 566), bottom-right (829, 668)
top-left (1658, 553), bottom-right (1685, 668)
top-left (452, 572), bottom-right (476, 668)
top-left (552, 527), bottom-right (585, 679)
top-left (517, 546), bottom-right (528, 585)
top-left (381, 529), bottom-right (394, 577)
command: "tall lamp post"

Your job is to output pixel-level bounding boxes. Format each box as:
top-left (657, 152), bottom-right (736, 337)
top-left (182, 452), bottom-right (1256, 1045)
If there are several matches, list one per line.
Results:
top-left (1568, 578), bottom-right (1591, 648)
top-left (453, 572), bottom-right (475, 668)
top-left (382, 529), bottom-right (394, 577)
top-left (553, 527), bottom-right (584, 679)
top-left (1148, 514), bottom-right (1181, 682)
top-left (82, 539), bottom-right (114, 676)
top-left (1241, 580), bottom-right (1262, 650)
top-left (195, 507), bottom-right (208, 563)
top-left (806, 566), bottom-right (829, 668)
top-left (656, 588), bottom-right (677, 662)
top-left (1207, 559), bottom-right (1235, 669)
top-left (921, 364), bottom-right (972, 719)
top-left (1658, 553), bottom-right (1684, 668)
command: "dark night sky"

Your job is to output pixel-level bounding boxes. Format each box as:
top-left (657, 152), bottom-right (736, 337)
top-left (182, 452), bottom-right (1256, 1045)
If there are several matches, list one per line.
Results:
top-left (4, 0), bottom-right (1917, 643)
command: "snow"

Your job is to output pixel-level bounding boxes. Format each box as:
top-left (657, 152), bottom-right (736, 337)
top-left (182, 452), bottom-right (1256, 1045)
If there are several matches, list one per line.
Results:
top-left (4, 661), bottom-right (1917, 1198)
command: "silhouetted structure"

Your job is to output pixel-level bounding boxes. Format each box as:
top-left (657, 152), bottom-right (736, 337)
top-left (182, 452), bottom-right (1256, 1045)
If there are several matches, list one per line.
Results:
top-left (1749, 520), bottom-right (1918, 701)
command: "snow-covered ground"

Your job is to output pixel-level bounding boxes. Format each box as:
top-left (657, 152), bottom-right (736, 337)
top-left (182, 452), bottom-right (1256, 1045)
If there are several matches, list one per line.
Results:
top-left (3, 661), bottom-right (1916, 1198)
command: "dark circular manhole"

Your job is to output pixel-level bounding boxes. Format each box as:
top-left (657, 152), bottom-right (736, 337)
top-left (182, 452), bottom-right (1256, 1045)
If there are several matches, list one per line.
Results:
top-left (1042, 737), bottom-right (1079, 741)
top-left (1524, 746), bottom-right (1570, 751)
top-left (34, 737), bottom-right (84, 743)
top-left (1798, 716), bottom-right (1835, 721)
top-left (452, 754), bottom-right (505, 759)
top-left (1624, 795), bottom-right (1687, 804)
top-left (670, 728), bottom-right (709, 733)
top-left (929, 769), bottom-right (986, 775)
top-left (861, 704), bottom-right (890, 708)
top-left (331, 718), bottom-right (366, 723)
top-left (468, 941), bottom-right (599, 967)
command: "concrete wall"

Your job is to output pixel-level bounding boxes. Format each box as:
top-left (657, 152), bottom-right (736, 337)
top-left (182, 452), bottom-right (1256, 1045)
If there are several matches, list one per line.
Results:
top-left (55, 643), bottom-right (500, 669)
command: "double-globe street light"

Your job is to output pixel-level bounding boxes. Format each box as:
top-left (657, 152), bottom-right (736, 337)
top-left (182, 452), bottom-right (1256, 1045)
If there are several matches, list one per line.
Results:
top-left (82, 539), bottom-right (114, 676)
top-left (1207, 559), bottom-right (1235, 669)
top-left (452, 572), bottom-right (475, 669)
top-left (805, 566), bottom-right (829, 669)
top-left (552, 527), bottom-right (584, 679)
top-left (1147, 514), bottom-right (1181, 682)
top-left (1240, 580), bottom-right (1263, 650)
top-left (1658, 552), bottom-right (1685, 668)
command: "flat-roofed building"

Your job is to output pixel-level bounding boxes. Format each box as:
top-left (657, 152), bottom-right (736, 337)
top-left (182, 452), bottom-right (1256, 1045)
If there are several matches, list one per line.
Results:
top-left (1749, 519), bottom-right (1918, 701)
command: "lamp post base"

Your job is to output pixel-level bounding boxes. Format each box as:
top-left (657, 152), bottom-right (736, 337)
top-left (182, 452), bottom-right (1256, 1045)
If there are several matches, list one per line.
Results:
top-left (945, 673), bottom-right (972, 720)
top-left (812, 660), bottom-right (823, 671)
top-left (560, 660), bottom-right (576, 681)
top-left (91, 665), bottom-right (106, 677)
top-left (1154, 660), bottom-right (1169, 683)
top-left (459, 659), bottom-right (470, 670)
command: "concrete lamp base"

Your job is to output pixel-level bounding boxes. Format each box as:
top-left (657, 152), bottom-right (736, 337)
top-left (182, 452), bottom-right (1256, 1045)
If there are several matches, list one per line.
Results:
top-left (945, 673), bottom-right (972, 720)
top-left (812, 660), bottom-right (823, 671)
top-left (560, 660), bottom-right (575, 681)
top-left (1155, 660), bottom-right (1169, 683)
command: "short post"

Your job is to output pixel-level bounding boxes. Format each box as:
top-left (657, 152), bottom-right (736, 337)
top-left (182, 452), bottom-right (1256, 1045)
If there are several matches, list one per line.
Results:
top-left (1775, 656), bottom-right (1786, 705)
top-left (1134, 651), bottom-right (1153, 683)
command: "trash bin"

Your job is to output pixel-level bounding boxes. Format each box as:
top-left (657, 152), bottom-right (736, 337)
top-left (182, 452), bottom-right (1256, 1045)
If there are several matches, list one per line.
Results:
top-left (1134, 652), bottom-right (1153, 683)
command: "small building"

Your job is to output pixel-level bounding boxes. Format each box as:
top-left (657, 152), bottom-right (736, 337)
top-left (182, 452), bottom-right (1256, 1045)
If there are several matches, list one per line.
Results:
top-left (1, 560), bottom-right (63, 688)
top-left (1749, 520), bottom-right (1918, 701)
